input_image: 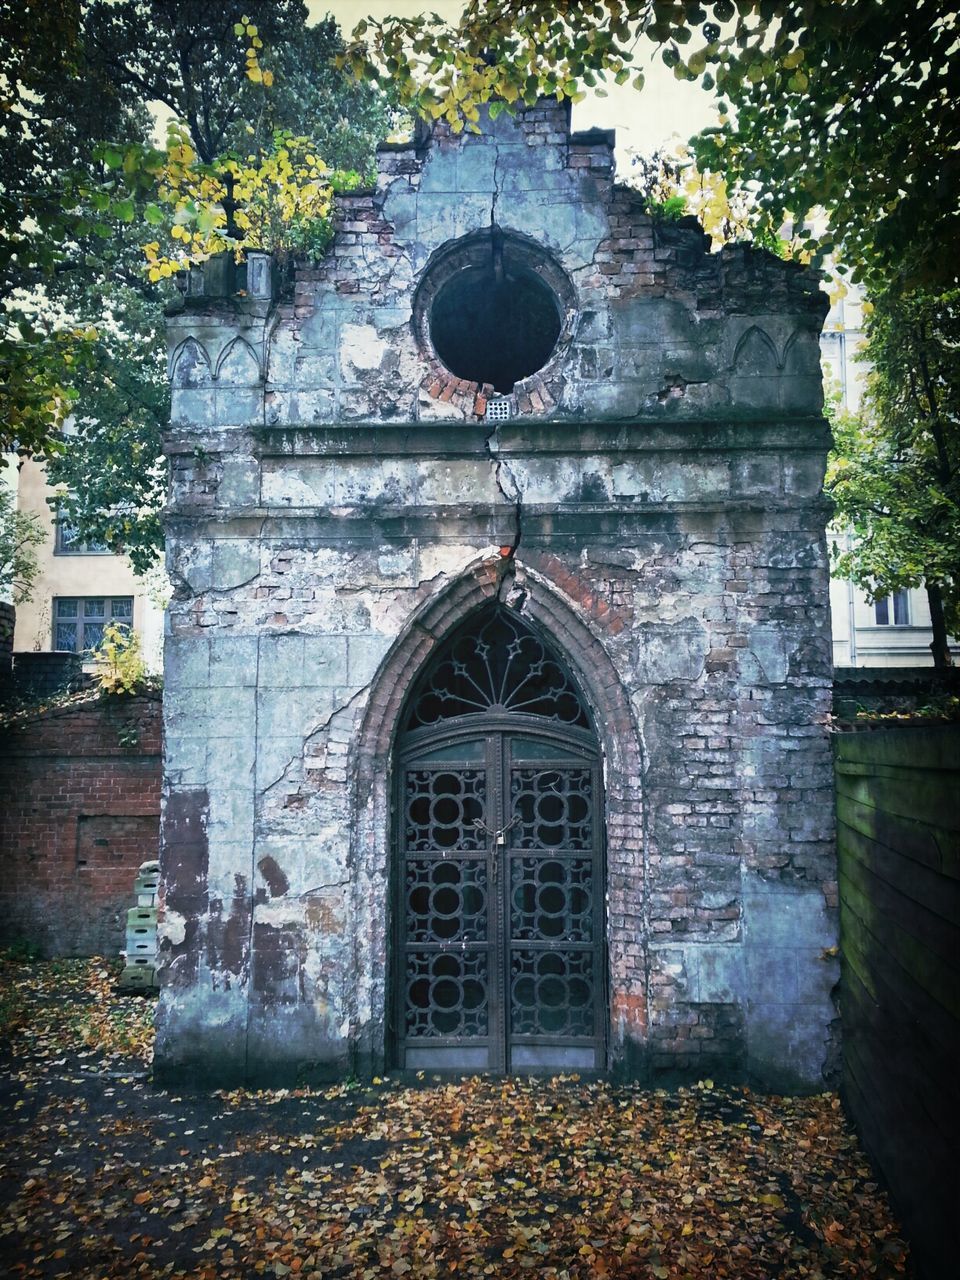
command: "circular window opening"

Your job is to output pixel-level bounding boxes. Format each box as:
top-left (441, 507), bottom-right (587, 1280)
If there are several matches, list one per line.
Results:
top-left (430, 265), bottom-right (560, 394)
top-left (423, 234), bottom-right (567, 393)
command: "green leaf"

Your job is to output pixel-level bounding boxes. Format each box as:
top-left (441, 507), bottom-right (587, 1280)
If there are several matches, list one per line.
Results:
top-left (144, 203), bottom-right (165, 225)
top-left (196, 206), bottom-right (219, 234)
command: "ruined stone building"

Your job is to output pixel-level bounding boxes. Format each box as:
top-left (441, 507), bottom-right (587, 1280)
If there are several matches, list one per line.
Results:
top-left (157, 101), bottom-right (838, 1088)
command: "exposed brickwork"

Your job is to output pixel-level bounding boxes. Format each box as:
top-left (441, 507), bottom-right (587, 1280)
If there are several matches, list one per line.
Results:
top-left (0, 692), bottom-right (161, 956)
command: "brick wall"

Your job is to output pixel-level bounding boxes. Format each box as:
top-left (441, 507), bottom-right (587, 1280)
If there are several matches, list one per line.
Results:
top-left (9, 651), bottom-right (85, 702)
top-left (0, 691), bottom-right (162, 957)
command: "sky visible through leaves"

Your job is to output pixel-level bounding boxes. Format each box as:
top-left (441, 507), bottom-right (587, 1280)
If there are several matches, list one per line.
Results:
top-left (0, 957), bottom-right (911, 1279)
top-left (319, 0), bottom-right (716, 161)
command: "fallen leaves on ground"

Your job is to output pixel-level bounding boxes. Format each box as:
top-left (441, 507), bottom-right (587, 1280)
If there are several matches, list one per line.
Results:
top-left (0, 958), bottom-right (912, 1279)
top-left (0, 955), bottom-right (154, 1065)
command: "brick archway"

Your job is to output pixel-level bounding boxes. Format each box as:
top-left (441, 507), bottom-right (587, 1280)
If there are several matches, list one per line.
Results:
top-left (347, 558), bottom-right (646, 1074)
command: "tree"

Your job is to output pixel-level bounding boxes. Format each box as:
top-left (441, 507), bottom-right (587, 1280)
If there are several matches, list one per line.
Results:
top-left (80, 0), bottom-right (312, 165)
top-left (0, 488), bottom-right (45, 606)
top-left (5, 2), bottom-right (391, 564)
top-left (43, 275), bottom-right (168, 577)
top-left (827, 289), bottom-right (960, 667)
top-left (0, 0), bottom-right (150, 460)
top-left (343, 0), bottom-right (957, 291)
top-left (624, 145), bottom-right (786, 252)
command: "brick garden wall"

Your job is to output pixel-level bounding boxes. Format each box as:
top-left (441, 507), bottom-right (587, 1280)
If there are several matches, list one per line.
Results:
top-left (0, 691), bottom-right (162, 957)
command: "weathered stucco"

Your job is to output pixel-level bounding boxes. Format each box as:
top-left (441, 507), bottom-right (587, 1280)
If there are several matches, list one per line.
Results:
top-left (157, 101), bottom-right (838, 1089)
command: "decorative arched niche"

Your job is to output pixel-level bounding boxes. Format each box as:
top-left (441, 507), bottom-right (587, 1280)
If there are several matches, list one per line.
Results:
top-left (412, 228), bottom-right (577, 399)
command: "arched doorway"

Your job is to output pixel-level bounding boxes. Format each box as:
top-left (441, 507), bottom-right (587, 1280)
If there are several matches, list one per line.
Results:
top-left (391, 605), bottom-right (605, 1073)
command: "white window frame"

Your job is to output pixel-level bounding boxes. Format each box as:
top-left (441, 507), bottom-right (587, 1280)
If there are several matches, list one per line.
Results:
top-left (873, 589), bottom-right (911, 627)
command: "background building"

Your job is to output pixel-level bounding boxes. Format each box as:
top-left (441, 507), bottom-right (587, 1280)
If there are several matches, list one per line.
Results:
top-left (819, 281), bottom-right (951, 667)
top-left (4, 454), bottom-right (163, 672)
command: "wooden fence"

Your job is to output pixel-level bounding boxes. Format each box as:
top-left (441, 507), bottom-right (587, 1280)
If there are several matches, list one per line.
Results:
top-left (835, 726), bottom-right (958, 1280)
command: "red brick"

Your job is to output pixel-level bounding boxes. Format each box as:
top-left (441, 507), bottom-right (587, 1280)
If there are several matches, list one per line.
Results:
top-left (0, 693), bottom-right (161, 957)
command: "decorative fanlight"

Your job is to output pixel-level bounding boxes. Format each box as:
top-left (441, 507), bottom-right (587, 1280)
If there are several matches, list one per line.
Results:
top-left (403, 606), bottom-right (589, 731)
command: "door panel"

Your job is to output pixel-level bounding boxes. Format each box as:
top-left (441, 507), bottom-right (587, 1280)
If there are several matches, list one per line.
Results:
top-left (505, 742), bottom-right (602, 1069)
top-left (399, 757), bottom-right (494, 1064)
top-left (404, 766), bottom-right (486, 852)
top-left (509, 856), bottom-right (594, 944)
top-left (395, 729), bottom-right (603, 1072)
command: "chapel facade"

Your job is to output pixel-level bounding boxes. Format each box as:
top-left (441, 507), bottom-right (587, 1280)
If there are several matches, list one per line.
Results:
top-left (157, 101), bottom-right (837, 1088)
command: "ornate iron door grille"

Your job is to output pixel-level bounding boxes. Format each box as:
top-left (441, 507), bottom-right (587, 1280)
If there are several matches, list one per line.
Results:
top-left (392, 608), bottom-right (605, 1073)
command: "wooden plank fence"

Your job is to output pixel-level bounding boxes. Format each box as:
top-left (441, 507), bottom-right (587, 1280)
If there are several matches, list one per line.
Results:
top-left (835, 726), bottom-right (959, 1280)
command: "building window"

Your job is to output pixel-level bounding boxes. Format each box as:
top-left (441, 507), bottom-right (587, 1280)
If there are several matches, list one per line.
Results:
top-left (53, 597), bottom-right (133, 652)
top-left (874, 590), bottom-right (910, 626)
top-left (55, 515), bottom-right (109, 555)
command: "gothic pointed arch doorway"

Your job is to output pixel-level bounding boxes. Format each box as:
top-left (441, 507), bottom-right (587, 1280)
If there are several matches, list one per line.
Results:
top-left (391, 605), bottom-right (606, 1073)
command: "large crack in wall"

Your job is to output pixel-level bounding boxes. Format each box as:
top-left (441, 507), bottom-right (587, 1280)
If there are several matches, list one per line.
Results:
top-left (484, 423), bottom-right (524, 597)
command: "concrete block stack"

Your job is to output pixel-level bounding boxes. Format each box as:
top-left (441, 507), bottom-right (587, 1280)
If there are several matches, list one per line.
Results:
top-left (118, 860), bottom-right (160, 993)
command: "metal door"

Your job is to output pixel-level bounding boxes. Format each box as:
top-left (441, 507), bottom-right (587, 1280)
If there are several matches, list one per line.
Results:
top-left (391, 607), bottom-right (604, 1073)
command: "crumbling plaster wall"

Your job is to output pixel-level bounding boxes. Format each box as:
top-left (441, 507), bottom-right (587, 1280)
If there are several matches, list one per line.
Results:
top-left (157, 101), bottom-right (837, 1088)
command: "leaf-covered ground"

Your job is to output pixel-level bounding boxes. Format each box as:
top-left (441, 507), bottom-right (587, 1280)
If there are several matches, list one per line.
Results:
top-left (0, 957), bottom-right (912, 1279)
